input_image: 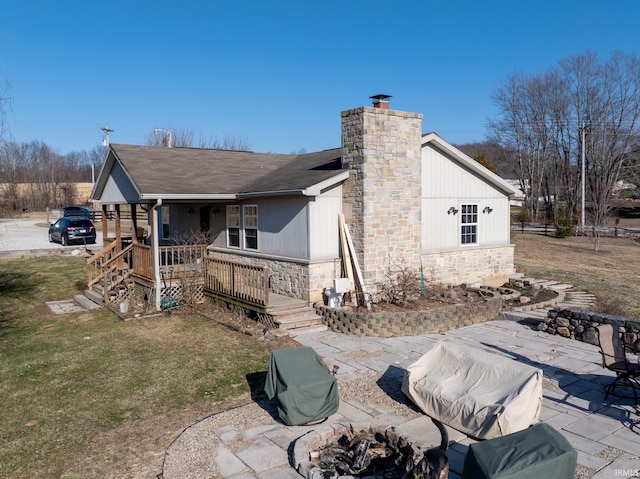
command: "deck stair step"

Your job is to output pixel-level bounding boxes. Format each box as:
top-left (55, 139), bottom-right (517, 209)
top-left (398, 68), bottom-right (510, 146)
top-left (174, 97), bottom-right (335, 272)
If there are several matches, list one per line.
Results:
top-left (273, 309), bottom-right (324, 330)
top-left (265, 295), bottom-right (326, 331)
top-left (271, 306), bottom-right (320, 321)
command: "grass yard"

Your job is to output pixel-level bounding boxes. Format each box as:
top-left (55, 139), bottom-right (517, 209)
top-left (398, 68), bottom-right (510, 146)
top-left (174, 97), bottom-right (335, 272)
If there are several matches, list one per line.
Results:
top-left (512, 232), bottom-right (640, 317)
top-left (0, 256), bottom-right (296, 479)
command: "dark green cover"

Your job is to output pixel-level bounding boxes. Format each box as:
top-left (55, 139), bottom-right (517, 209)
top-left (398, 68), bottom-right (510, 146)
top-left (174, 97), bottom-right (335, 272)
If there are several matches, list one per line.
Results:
top-left (264, 347), bottom-right (339, 426)
top-left (461, 423), bottom-right (577, 479)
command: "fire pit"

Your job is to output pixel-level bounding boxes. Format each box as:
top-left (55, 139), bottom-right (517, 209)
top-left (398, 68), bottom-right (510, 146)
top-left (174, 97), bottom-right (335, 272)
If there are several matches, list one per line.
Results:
top-left (292, 423), bottom-right (425, 479)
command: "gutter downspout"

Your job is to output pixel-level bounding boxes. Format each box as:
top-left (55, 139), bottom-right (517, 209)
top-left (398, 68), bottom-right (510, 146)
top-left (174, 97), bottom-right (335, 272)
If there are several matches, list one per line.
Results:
top-left (152, 199), bottom-right (162, 311)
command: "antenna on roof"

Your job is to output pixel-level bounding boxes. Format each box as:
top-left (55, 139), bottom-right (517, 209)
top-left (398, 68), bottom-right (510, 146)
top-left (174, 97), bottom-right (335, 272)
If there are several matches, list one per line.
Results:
top-left (154, 128), bottom-right (173, 148)
top-left (101, 124), bottom-right (114, 147)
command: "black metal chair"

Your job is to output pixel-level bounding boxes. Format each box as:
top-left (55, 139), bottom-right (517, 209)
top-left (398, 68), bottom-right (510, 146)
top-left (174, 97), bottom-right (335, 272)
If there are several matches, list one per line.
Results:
top-left (597, 323), bottom-right (640, 403)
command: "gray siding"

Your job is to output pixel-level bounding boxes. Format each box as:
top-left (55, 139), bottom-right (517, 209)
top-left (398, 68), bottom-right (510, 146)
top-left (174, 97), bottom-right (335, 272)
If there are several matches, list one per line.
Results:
top-left (99, 161), bottom-right (139, 204)
top-left (258, 197), bottom-right (309, 258)
top-left (209, 197), bottom-right (310, 259)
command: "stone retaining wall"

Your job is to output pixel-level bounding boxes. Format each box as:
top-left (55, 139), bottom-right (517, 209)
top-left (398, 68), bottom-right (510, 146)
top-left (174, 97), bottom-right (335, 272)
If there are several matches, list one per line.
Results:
top-left (314, 289), bottom-right (502, 337)
top-left (537, 307), bottom-right (640, 346)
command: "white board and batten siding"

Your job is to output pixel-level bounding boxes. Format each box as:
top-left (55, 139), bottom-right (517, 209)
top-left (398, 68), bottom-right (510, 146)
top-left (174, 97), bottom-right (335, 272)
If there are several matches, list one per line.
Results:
top-left (308, 185), bottom-right (342, 260)
top-left (421, 143), bottom-right (511, 251)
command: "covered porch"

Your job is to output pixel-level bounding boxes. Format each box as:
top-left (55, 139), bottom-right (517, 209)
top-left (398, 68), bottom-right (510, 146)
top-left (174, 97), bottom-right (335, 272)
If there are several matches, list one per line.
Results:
top-left (85, 202), bottom-right (307, 316)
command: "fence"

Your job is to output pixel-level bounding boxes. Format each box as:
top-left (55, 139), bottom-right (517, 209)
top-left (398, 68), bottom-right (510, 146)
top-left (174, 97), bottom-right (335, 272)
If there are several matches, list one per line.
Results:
top-left (512, 222), bottom-right (640, 239)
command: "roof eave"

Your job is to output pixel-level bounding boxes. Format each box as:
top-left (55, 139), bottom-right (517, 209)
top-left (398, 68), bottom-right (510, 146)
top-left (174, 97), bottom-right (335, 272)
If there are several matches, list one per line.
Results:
top-left (139, 193), bottom-right (238, 200)
top-left (238, 170), bottom-right (350, 199)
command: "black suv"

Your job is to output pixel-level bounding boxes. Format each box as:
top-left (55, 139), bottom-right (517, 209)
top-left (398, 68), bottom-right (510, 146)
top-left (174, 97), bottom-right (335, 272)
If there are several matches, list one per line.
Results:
top-left (49, 218), bottom-right (97, 246)
top-left (63, 205), bottom-right (95, 219)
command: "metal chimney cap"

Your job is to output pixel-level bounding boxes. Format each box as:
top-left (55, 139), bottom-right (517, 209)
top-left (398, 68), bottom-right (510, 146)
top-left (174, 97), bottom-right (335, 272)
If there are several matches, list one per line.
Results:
top-left (370, 94), bottom-right (392, 102)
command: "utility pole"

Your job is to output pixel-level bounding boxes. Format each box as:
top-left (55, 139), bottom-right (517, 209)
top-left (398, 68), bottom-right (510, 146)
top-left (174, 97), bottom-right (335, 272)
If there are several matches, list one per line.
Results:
top-left (581, 121), bottom-right (586, 229)
top-left (101, 124), bottom-right (114, 147)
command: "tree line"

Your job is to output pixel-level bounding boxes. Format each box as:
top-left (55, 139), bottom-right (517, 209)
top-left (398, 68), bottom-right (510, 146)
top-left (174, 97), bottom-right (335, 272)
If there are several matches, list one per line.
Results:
top-left (487, 50), bottom-right (640, 251)
top-left (0, 141), bottom-right (102, 214)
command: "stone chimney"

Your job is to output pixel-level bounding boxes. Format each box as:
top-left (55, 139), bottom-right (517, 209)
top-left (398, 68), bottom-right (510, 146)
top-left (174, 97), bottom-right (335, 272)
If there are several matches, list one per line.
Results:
top-left (341, 97), bottom-right (423, 293)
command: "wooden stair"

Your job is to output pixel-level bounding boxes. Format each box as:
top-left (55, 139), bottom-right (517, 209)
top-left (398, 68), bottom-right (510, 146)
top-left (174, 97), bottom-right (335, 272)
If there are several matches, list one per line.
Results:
top-left (267, 294), bottom-right (327, 336)
top-left (84, 269), bottom-right (135, 306)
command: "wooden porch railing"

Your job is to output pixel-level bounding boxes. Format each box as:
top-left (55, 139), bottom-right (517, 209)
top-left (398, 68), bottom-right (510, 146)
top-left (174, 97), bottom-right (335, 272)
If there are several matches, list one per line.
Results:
top-left (87, 240), bottom-right (119, 289)
top-left (203, 257), bottom-right (269, 307)
top-left (87, 243), bottom-right (209, 302)
top-left (160, 244), bottom-right (207, 275)
top-left (101, 244), bottom-right (135, 303)
top-left (131, 243), bottom-right (153, 280)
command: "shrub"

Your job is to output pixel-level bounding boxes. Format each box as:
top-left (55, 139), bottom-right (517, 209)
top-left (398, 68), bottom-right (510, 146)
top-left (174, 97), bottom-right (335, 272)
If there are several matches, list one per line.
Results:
top-left (555, 209), bottom-right (574, 238)
top-left (376, 257), bottom-right (422, 305)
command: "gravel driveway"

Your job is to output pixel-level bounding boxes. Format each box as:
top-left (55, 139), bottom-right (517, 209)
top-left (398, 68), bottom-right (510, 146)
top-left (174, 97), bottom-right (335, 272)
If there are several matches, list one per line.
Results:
top-left (0, 214), bottom-right (104, 256)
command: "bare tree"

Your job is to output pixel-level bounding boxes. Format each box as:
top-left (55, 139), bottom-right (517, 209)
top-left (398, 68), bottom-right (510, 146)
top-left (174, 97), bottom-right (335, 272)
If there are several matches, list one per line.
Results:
top-left (562, 51), bottom-right (640, 250)
top-left (146, 127), bottom-right (251, 150)
top-left (489, 50), bottom-right (640, 250)
top-left (0, 140), bottom-right (96, 214)
top-left (489, 71), bottom-right (562, 221)
top-left (0, 61), bottom-right (11, 145)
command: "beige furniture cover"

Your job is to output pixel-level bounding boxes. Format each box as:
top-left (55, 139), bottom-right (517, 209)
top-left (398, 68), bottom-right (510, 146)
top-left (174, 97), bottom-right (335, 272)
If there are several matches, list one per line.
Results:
top-left (402, 340), bottom-right (543, 440)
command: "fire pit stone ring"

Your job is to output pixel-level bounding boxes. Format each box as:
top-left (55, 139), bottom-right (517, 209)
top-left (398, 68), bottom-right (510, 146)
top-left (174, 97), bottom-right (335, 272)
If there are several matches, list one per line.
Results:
top-left (292, 422), bottom-right (424, 479)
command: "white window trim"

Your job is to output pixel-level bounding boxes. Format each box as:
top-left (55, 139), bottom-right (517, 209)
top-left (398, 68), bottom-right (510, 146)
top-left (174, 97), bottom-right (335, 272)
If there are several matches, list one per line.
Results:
top-left (243, 204), bottom-right (258, 251)
top-left (161, 206), bottom-right (171, 240)
top-left (226, 205), bottom-right (241, 249)
top-left (460, 203), bottom-right (478, 246)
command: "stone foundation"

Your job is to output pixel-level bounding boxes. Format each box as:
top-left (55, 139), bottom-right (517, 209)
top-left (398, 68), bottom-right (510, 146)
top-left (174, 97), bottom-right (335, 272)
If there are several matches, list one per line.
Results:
top-left (314, 288), bottom-right (502, 337)
top-left (421, 245), bottom-right (516, 288)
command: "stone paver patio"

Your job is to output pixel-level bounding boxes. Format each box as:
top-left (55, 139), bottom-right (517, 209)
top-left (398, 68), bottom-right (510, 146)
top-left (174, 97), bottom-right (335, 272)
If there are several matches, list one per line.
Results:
top-left (163, 319), bottom-right (640, 478)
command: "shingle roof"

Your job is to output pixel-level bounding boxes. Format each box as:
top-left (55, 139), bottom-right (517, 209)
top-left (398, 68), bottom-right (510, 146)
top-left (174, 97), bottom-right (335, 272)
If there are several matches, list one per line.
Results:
top-left (108, 144), bottom-right (345, 197)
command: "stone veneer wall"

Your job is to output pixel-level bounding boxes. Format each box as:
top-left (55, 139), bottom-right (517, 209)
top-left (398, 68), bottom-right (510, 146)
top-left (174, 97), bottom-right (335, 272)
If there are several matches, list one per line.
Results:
top-left (315, 289), bottom-right (502, 337)
top-left (537, 307), bottom-right (640, 346)
top-left (208, 250), bottom-right (339, 304)
top-left (421, 245), bottom-right (516, 288)
top-left (341, 106), bottom-right (423, 294)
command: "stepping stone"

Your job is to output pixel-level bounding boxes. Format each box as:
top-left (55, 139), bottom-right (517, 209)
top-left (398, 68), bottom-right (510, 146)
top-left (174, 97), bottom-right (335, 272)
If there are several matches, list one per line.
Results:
top-left (46, 300), bottom-right (87, 314)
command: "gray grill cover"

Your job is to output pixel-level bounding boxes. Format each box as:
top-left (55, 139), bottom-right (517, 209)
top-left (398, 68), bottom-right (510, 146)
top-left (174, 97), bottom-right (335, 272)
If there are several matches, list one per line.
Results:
top-left (402, 340), bottom-right (542, 439)
top-left (264, 347), bottom-right (339, 426)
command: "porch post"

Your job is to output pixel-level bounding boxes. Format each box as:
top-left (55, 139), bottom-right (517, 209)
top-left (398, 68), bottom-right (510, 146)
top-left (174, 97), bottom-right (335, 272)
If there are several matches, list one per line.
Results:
top-left (115, 204), bottom-right (122, 252)
top-left (131, 203), bottom-right (139, 243)
top-left (101, 204), bottom-right (108, 246)
top-left (151, 200), bottom-right (162, 311)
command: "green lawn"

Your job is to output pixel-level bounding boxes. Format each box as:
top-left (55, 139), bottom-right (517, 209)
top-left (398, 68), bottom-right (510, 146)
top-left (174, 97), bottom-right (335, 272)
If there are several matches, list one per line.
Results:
top-left (0, 256), bottom-right (291, 478)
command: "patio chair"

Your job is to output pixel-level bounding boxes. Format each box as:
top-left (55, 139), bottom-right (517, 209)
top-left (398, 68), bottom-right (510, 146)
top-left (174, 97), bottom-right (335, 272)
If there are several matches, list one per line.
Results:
top-left (264, 347), bottom-right (339, 426)
top-left (597, 323), bottom-right (640, 403)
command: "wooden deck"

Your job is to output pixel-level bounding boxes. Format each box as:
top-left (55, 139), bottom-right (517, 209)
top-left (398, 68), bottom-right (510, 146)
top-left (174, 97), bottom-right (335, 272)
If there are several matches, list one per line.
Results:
top-left (203, 288), bottom-right (308, 314)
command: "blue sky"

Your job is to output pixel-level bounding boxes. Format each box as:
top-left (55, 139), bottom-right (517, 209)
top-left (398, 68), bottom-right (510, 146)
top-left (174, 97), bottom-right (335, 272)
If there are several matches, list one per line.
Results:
top-left (1, 0), bottom-right (639, 155)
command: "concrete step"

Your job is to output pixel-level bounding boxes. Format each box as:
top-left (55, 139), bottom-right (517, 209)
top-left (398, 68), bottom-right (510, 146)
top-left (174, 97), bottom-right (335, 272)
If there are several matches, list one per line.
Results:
top-left (83, 289), bottom-right (103, 305)
top-left (288, 324), bottom-right (329, 336)
top-left (75, 293), bottom-right (101, 310)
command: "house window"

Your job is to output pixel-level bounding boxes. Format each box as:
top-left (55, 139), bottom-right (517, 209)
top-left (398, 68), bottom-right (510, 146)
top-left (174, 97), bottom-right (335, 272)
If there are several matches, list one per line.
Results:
top-left (243, 205), bottom-right (258, 250)
top-left (227, 205), bottom-right (240, 248)
top-left (461, 204), bottom-right (478, 245)
top-left (161, 206), bottom-right (171, 240)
